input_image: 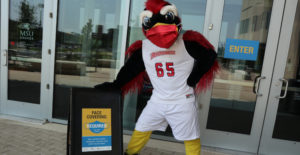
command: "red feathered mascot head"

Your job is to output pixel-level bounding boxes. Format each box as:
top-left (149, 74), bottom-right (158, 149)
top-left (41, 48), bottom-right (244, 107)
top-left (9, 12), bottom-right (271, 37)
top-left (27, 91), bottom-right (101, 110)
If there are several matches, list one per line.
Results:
top-left (140, 0), bottom-right (182, 48)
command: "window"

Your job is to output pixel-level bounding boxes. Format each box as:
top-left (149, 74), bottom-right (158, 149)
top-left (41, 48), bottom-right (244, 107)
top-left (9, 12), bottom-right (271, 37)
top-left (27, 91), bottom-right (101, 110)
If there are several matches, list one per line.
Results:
top-left (53, 0), bottom-right (126, 119)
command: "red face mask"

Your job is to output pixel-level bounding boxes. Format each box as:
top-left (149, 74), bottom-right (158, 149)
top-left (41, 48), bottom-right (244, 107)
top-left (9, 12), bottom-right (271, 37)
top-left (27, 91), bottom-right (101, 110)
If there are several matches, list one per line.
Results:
top-left (146, 24), bottom-right (178, 48)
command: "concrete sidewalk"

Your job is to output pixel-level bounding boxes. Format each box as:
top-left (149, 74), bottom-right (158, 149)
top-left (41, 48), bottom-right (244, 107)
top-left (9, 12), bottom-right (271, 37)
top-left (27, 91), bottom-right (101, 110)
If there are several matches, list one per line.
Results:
top-left (0, 117), bottom-right (234, 155)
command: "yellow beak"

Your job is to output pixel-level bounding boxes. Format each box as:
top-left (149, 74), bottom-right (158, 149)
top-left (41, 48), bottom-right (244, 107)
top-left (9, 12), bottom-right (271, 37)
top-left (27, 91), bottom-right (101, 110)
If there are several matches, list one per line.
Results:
top-left (152, 22), bottom-right (178, 31)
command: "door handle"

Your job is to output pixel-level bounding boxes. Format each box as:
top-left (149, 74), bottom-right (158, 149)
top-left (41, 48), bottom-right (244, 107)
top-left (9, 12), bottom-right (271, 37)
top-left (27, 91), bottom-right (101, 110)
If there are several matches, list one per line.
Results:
top-left (3, 49), bottom-right (8, 66)
top-left (276, 78), bottom-right (289, 99)
top-left (253, 76), bottom-right (266, 96)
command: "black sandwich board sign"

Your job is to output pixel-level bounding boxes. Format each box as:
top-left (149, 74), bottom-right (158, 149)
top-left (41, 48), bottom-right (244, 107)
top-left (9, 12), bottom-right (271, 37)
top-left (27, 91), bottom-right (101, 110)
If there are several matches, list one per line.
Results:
top-left (67, 88), bottom-right (123, 155)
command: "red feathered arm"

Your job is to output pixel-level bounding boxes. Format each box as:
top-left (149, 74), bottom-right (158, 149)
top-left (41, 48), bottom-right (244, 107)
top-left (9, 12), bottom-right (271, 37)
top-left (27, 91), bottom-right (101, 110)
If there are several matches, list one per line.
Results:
top-left (183, 30), bottom-right (220, 93)
top-left (119, 40), bottom-right (148, 95)
top-left (126, 40), bottom-right (142, 57)
top-left (195, 61), bottom-right (220, 93)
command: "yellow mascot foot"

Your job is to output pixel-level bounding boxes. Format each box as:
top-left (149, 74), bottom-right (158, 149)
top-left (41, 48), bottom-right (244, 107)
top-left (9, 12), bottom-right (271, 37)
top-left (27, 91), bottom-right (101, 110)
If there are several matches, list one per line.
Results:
top-left (184, 138), bottom-right (201, 155)
top-left (125, 130), bottom-right (152, 155)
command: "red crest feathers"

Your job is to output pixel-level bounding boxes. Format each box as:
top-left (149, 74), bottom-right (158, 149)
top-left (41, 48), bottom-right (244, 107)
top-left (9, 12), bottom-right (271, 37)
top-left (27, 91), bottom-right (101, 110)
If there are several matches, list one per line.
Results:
top-left (145, 0), bottom-right (170, 14)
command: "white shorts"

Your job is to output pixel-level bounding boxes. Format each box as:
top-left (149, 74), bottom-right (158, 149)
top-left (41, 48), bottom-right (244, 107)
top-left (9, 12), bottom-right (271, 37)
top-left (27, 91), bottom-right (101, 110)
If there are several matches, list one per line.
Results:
top-left (135, 100), bottom-right (200, 141)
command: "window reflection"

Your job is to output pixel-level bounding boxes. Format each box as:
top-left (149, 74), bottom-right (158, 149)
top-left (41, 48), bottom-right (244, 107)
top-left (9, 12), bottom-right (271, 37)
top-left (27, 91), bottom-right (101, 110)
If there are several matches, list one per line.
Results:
top-left (53, 0), bottom-right (124, 119)
top-left (207, 0), bottom-right (273, 134)
top-left (124, 0), bottom-right (207, 138)
top-left (8, 0), bottom-right (44, 104)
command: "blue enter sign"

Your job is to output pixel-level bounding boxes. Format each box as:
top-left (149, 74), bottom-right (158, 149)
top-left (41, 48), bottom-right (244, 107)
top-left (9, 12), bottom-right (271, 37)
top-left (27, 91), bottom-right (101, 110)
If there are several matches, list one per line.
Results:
top-left (224, 38), bottom-right (259, 61)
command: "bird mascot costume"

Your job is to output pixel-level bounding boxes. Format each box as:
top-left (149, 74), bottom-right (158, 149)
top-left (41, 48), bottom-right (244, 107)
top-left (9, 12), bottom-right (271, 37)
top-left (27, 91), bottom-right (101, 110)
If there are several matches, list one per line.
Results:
top-left (95, 0), bottom-right (219, 154)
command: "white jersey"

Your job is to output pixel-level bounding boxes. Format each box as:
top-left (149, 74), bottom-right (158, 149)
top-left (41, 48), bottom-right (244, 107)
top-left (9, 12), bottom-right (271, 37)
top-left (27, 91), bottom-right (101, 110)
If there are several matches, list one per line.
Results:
top-left (142, 34), bottom-right (195, 104)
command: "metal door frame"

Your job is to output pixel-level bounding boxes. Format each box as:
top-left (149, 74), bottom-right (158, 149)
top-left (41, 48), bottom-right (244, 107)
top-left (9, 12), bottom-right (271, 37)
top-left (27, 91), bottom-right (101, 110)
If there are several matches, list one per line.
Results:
top-left (259, 0), bottom-right (300, 154)
top-left (199, 0), bottom-right (286, 153)
top-left (0, 0), bottom-right (55, 120)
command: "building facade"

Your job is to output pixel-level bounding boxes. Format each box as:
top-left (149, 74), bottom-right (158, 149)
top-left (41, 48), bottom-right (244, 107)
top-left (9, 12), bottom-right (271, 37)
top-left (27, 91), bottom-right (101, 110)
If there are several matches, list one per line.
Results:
top-left (0, 0), bottom-right (300, 154)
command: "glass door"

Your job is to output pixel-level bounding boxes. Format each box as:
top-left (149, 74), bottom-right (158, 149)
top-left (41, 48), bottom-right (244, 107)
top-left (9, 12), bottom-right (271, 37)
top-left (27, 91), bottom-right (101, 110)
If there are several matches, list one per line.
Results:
top-left (259, 0), bottom-right (300, 154)
top-left (0, 0), bottom-right (53, 119)
top-left (199, 0), bottom-right (286, 153)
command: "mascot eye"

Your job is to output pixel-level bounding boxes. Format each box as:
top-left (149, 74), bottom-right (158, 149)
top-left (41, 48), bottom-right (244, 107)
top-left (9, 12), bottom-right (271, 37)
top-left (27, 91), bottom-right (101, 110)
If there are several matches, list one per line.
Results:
top-left (143, 16), bottom-right (151, 28)
top-left (165, 12), bottom-right (175, 23)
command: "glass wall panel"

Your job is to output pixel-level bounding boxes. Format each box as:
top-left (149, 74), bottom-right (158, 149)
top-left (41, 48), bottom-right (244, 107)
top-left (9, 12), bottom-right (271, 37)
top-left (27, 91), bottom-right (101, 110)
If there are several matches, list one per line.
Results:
top-left (53, 0), bottom-right (125, 119)
top-left (206, 0), bottom-right (273, 134)
top-left (8, 0), bottom-right (44, 104)
top-left (123, 0), bottom-right (207, 138)
top-left (272, 2), bottom-right (300, 142)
